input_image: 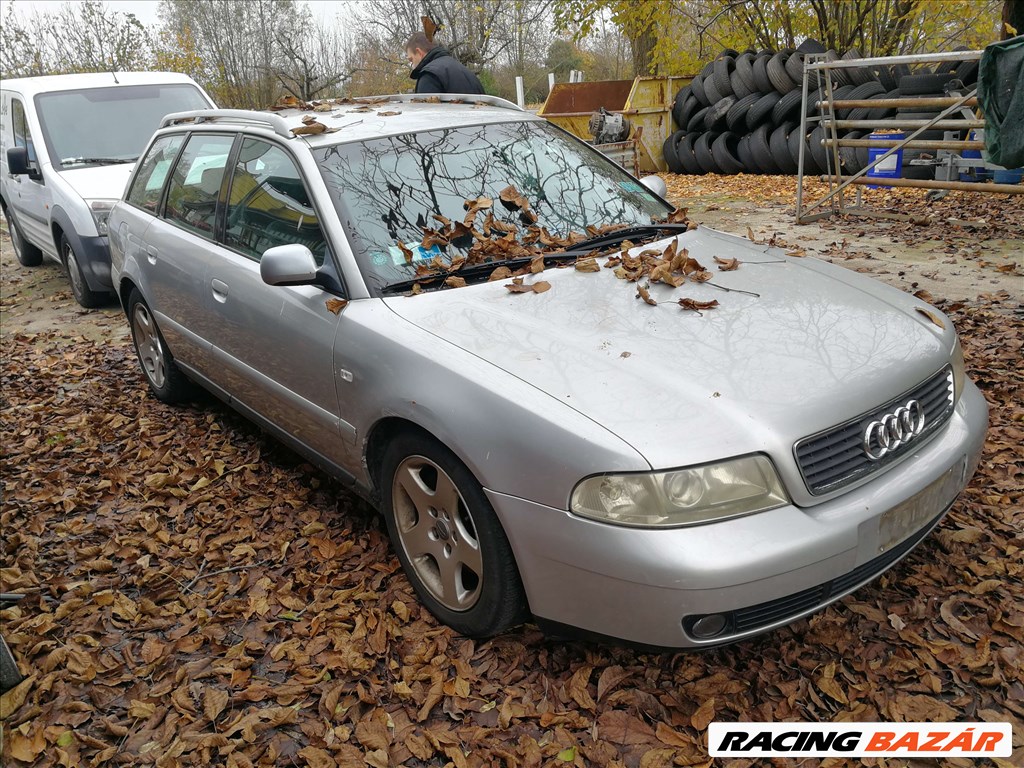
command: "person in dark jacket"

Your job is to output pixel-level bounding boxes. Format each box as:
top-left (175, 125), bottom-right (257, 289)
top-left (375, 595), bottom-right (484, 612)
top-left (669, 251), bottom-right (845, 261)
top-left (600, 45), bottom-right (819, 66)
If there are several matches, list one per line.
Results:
top-left (405, 32), bottom-right (485, 95)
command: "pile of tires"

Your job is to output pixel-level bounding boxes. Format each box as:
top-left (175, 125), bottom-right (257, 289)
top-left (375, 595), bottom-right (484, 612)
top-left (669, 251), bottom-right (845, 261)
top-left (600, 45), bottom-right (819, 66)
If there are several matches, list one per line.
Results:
top-left (663, 42), bottom-right (980, 177)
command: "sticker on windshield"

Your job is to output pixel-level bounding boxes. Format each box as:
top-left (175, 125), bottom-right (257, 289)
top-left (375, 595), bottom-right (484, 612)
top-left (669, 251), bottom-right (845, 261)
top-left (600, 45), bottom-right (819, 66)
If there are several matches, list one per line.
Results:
top-left (619, 180), bottom-right (644, 195)
top-left (388, 242), bottom-right (443, 266)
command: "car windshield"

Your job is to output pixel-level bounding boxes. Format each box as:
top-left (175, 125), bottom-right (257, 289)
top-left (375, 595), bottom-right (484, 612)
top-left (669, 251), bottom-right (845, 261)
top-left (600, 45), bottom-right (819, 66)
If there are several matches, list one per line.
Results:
top-left (35, 84), bottom-right (210, 168)
top-left (313, 120), bottom-right (672, 293)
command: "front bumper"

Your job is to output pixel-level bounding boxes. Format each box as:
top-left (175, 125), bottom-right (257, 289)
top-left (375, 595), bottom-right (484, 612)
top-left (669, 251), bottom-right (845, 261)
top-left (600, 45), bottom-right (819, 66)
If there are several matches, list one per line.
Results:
top-left (75, 234), bottom-right (113, 291)
top-left (489, 380), bottom-right (988, 648)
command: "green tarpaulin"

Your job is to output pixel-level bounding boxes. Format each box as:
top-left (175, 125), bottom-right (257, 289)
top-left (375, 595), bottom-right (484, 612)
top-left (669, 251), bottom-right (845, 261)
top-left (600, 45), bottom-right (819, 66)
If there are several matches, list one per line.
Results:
top-left (979, 34), bottom-right (1024, 168)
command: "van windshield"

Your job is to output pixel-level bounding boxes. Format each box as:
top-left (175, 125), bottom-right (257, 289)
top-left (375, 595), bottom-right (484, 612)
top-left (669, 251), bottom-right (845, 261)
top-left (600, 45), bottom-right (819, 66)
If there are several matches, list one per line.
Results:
top-left (34, 84), bottom-right (210, 168)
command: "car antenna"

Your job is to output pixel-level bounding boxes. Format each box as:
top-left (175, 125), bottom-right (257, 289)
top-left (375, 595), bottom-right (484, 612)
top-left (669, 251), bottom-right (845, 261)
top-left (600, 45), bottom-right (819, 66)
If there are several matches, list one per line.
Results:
top-left (110, 70), bottom-right (120, 84)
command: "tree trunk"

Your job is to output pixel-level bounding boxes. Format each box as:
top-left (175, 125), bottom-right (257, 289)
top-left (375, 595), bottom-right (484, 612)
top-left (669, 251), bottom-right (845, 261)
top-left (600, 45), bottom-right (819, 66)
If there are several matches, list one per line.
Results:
top-left (630, 25), bottom-right (657, 75)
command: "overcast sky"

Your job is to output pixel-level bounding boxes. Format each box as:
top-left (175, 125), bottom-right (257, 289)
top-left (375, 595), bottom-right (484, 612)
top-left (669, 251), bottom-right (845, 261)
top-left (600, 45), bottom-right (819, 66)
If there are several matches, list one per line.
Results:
top-left (0, 0), bottom-right (344, 28)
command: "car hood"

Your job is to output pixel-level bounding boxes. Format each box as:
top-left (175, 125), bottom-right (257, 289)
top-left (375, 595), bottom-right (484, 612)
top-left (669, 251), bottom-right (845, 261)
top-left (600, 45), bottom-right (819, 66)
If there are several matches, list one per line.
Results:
top-left (383, 227), bottom-right (950, 480)
top-left (57, 164), bottom-right (134, 200)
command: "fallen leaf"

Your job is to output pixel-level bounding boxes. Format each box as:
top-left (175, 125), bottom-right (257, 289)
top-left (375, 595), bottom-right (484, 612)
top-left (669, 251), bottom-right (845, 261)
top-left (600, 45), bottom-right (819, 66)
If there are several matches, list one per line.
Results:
top-left (325, 298), bottom-right (348, 314)
top-left (714, 256), bottom-right (740, 271)
top-left (636, 284), bottom-right (657, 305)
top-left (575, 257), bottom-right (600, 272)
top-left (915, 307), bottom-right (945, 328)
top-left (678, 298), bottom-right (719, 312)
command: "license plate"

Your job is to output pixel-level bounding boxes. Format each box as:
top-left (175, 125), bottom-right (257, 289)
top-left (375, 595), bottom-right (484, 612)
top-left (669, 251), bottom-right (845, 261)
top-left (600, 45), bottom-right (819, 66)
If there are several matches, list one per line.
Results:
top-left (878, 461), bottom-right (965, 552)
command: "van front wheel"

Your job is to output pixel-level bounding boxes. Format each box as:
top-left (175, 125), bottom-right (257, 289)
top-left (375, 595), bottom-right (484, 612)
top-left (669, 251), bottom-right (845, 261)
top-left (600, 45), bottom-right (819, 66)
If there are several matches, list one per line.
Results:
top-left (62, 234), bottom-right (106, 308)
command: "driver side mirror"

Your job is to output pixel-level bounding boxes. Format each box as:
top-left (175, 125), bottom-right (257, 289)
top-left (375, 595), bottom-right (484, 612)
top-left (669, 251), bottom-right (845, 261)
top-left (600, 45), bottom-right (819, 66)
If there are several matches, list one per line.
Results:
top-left (7, 147), bottom-right (39, 180)
top-left (640, 174), bottom-right (667, 199)
top-left (260, 244), bottom-right (318, 286)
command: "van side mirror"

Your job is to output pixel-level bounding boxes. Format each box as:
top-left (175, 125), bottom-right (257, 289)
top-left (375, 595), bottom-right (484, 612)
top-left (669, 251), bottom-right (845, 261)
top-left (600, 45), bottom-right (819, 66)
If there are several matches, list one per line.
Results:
top-left (260, 244), bottom-right (318, 286)
top-left (7, 147), bottom-right (30, 176)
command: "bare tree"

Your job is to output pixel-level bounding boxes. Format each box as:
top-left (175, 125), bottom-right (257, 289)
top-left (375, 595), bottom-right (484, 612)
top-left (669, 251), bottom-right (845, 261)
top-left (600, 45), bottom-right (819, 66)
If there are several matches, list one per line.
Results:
top-left (1, 1), bottom-right (151, 78)
top-left (274, 9), bottom-right (360, 101)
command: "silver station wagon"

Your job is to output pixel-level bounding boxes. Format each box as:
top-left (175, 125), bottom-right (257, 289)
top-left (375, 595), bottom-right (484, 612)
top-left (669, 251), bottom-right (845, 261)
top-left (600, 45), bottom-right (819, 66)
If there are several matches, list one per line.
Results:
top-left (109, 96), bottom-right (988, 648)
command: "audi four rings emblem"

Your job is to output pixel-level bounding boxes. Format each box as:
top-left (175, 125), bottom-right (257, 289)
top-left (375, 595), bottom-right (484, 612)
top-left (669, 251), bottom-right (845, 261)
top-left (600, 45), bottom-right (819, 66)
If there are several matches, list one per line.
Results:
top-left (863, 400), bottom-right (926, 460)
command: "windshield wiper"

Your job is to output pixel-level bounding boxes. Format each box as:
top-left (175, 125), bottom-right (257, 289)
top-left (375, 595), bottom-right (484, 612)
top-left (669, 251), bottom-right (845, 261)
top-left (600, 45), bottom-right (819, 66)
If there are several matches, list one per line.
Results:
top-left (381, 250), bottom-right (583, 295)
top-left (558, 223), bottom-right (693, 256)
top-left (61, 156), bottom-right (137, 166)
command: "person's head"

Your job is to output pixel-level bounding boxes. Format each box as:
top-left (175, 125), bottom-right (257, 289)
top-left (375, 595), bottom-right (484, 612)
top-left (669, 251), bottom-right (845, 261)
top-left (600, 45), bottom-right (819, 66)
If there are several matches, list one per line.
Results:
top-left (405, 32), bottom-right (436, 68)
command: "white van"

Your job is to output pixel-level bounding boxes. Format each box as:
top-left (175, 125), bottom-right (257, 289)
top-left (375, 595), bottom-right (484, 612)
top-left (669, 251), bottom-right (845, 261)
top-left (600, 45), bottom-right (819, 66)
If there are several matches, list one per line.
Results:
top-left (1, 72), bottom-right (214, 307)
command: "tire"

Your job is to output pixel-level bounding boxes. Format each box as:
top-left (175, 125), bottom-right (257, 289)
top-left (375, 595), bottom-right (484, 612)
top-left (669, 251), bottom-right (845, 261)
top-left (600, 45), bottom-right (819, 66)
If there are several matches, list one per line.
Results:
top-left (380, 433), bottom-right (529, 638)
top-left (898, 73), bottom-right (956, 95)
top-left (663, 131), bottom-right (685, 173)
top-left (839, 130), bottom-right (864, 173)
top-left (785, 51), bottom-right (807, 87)
top-left (750, 124), bottom-right (779, 173)
top-left (704, 95), bottom-right (736, 131)
top-left (824, 84), bottom-right (856, 118)
top-left (677, 133), bottom-right (704, 174)
top-left (672, 86), bottom-right (691, 129)
top-left (2, 205), bottom-right (43, 267)
top-left (866, 88), bottom-right (900, 121)
top-left (955, 59), bottom-right (979, 84)
top-left (878, 65), bottom-right (898, 91)
top-left (726, 92), bottom-right (762, 132)
top-left (746, 92), bottom-right (781, 131)
top-left (737, 134), bottom-right (759, 173)
top-left (767, 52), bottom-right (797, 93)
top-left (797, 38), bottom-right (827, 54)
top-left (61, 234), bottom-right (107, 308)
top-left (825, 49), bottom-right (849, 87)
top-left (127, 289), bottom-right (193, 404)
top-left (691, 74), bottom-right (710, 106)
top-left (800, 131), bottom-right (823, 175)
top-left (809, 125), bottom-right (831, 172)
top-left (694, 132), bottom-right (722, 174)
top-left (772, 89), bottom-right (803, 125)
top-left (701, 61), bottom-right (715, 78)
top-left (734, 52), bottom-right (757, 93)
top-left (686, 106), bottom-right (710, 133)
top-left (788, 125), bottom-right (815, 173)
top-left (731, 69), bottom-right (755, 99)
top-left (713, 55), bottom-right (736, 98)
top-left (843, 49), bottom-right (874, 86)
top-left (840, 81), bottom-right (886, 120)
top-left (703, 73), bottom-right (724, 106)
top-left (753, 53), bottom-right (774, 93)
top-left (711, 132), bottom-right (745, 174)
top-left (770, 122), bottom-right (799, 173)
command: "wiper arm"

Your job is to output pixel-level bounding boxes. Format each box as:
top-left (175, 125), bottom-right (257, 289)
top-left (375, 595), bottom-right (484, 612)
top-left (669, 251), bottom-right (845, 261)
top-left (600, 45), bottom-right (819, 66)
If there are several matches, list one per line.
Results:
top-left (381, 250), bottom-right (583, 295)
top-left (61, 156), bottom-right (137, 166)
top-left (559, 223), bottom-right (692, 255)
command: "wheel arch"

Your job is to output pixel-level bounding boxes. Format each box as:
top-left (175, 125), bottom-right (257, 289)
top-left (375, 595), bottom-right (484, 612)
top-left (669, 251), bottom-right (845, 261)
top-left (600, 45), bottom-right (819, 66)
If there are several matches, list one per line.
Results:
top-left (364, 416), bottom-right (445, 502)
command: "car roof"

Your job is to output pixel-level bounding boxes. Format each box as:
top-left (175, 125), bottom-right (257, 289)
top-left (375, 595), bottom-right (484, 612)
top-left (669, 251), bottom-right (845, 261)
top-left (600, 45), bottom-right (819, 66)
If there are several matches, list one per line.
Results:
top-left (1, 71), bottom-right (203, 98)
top-left (159, 94), bottom-right (541, 147)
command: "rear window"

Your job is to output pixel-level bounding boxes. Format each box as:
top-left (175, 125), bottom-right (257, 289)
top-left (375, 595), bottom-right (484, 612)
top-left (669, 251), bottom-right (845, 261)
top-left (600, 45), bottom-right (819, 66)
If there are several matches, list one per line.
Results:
top-left (35, 84), bottom-right (210, 168)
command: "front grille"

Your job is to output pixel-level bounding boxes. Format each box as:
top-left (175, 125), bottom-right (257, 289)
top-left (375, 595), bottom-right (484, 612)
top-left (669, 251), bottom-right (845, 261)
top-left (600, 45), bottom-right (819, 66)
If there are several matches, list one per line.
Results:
top-left (794, 366), bottom-right (954, 495)
top-left (683, 510), bottom-right (942, 641)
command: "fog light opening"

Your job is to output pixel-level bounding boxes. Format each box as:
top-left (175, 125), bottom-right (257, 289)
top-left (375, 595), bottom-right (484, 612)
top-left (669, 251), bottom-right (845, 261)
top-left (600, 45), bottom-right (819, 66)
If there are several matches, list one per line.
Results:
top-left (689, 613), bottom-right (728, 639)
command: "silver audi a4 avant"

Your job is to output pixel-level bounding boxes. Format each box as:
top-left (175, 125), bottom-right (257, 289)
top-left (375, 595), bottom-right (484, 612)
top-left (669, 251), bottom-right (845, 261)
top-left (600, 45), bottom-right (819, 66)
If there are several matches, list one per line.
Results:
top-left (108, 96), bottom-right (988, 648)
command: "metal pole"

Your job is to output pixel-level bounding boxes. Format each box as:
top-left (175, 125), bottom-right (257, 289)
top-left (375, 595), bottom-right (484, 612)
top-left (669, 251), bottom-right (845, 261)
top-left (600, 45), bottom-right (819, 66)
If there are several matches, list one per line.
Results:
top-left (515, 76), bottom-right (525, 108)
top-left (548, 72), bottom-right (555, 93)
top-left (825, 138), bottom-right (985, 150)
top-left (821, 96), bottom-right (979, 110)
top-left (795, 52), bottom-right (816, 221)
top-left (835, 175), bottom-right (1024, 194)
top-left (806, 50), bottom-right (983, 69)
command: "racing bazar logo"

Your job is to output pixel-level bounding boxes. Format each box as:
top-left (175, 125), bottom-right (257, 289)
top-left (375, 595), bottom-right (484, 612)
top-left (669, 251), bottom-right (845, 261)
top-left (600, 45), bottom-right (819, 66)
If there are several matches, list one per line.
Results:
top-left (708, 722), bottom-right (1012, 758)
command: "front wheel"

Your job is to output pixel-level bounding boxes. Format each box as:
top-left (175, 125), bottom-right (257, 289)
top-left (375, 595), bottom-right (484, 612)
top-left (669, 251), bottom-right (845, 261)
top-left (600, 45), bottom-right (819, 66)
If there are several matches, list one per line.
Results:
top-left (127, 289), bottom-right (192, 403)
top-left (62, 234), bottom-right (107, 308)
top-left (381, 434), bottom-right (529, 638)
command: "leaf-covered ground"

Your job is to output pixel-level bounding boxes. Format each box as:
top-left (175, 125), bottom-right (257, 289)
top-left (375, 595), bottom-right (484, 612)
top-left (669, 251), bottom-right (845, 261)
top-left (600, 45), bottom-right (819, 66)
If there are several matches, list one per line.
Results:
top-left (1, 187), bottom-right (1023, 767)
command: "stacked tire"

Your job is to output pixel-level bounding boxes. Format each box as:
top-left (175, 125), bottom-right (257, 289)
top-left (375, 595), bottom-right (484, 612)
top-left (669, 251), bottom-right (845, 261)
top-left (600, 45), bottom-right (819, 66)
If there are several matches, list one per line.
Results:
top-left (664, 43), bottom-right (979, 177)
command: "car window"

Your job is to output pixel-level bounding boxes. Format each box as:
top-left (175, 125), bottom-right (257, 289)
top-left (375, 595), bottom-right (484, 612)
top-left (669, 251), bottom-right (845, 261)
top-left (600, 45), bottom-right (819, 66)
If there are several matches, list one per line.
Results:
top-left (163, 134), bottom-right (234, 239)
top-left (11, 99), bottom-right (37, 164)
top-left (126, 134), bottom-right (185, 213)
top-left (224, 138), bottom-right (327, 265)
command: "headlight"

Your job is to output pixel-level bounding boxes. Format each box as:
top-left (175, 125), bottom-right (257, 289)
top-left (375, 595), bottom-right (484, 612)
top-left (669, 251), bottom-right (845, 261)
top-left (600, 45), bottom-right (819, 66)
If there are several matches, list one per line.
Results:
top-left (570, 454), bottom-right (789, 528)
top-left (88, 199), bottom-right (117, 236)
top-left (951, 335), bottom-right (965, 404)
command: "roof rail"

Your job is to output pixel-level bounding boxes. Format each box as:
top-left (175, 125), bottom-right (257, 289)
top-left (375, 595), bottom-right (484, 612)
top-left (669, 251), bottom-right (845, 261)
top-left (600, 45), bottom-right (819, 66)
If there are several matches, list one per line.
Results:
top-left (160, 109), bottom-right (294, 139)
top-left (376, 93), bottom-right (524, 112)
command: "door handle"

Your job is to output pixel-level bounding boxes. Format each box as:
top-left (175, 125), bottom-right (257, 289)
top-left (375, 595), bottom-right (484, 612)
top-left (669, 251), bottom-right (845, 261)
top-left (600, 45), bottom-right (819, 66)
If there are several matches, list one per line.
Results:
top-left (145, 245), bottom-right (158, 265)
top-left (211, 278), bottom-right (229, 303)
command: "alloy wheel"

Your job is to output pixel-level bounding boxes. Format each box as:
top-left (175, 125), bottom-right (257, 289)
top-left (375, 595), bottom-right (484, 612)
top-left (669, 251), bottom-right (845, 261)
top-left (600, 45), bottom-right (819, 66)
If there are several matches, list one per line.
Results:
top-left (132, 302), bottom-right (167, 389)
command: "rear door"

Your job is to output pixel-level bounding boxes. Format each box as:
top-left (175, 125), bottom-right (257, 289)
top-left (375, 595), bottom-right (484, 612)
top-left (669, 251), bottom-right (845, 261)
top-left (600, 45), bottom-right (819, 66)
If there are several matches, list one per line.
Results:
top-left (202, 137), bottom-right (347, 463)
top-left (141, 132), bottom-right (236, 371)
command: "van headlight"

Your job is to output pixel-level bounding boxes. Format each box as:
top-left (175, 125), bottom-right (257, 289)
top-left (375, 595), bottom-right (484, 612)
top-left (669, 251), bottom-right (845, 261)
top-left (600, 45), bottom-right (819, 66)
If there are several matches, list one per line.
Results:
top-left (88, 199), bottom-right (117, 236)
top-left (570, 455), bottom-right (789, 528)
top-left (951, 335), bottom-right (965, 404)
